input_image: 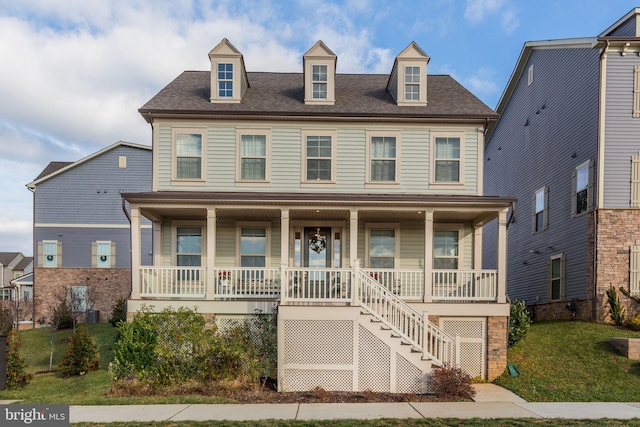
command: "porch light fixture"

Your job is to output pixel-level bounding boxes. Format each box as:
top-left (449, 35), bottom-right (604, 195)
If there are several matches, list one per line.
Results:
top-left (309, 227), bottom-right (327, 254)
top-left (529, 249), bottom-right (540, 254)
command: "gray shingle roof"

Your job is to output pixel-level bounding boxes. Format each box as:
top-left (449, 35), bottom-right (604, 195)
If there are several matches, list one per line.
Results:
top-left (140, 72), bottom-right (497, 120)
top-left (0, 252), bottom-right (21, 266)
top-left (35, 161), bottom-right (73, 181)
top-left (14, 257), bottom-right (33, 271)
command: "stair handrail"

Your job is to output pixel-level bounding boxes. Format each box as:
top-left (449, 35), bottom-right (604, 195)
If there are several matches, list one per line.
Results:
top-left (356, 270), bottom-right (458, 366)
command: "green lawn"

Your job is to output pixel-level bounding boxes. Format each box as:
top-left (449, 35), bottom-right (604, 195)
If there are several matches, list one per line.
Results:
top-left (495, 320), bottom-right (640, 401)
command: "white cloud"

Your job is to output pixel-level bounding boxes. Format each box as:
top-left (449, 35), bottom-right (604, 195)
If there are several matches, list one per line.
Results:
top-left (464, 0), bottom-right (519, 33)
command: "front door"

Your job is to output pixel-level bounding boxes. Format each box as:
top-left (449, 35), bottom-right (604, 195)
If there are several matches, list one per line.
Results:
top-left (304, 227), bottom-right (331, 268)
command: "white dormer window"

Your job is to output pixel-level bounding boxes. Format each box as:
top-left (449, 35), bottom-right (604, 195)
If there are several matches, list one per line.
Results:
top-left (312, 65), bottom-right (328, 99)
top-left (405, 66), bottom-right (420, 101)
top-left (218, 63), bottom-right (233, 97)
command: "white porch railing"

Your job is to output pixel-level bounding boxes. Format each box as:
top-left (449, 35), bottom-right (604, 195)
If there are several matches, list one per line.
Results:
top-left (432, 269), bottom-right (497, 302)
top-left (361, 269), bottom-right (424, 301)
top-left (140, 267), bottom-right (206, 298)
top-left (214, 267), bottom-right (280, 298)
top-left (281, 268), bottom-right (352, 302)
top-left (356, 270), bottom-right (458, 367)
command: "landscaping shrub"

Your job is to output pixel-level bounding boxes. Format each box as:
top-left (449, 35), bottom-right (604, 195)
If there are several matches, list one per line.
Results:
top-left (508, 300), bottom-right (531, 347)
top-left (427, 363), bottom-right (475, 400)
top-left (53, 301), bottom-right (74, 330)
top-left (630, 313), bottom-right (640, 332)
top-left (59, 325), bottom-right (100, 377)
top-left (607, 285), bottom-right (626, 326)
top-left (108, 297), bottom-right (127, 327)
top-left (6, 330), bottom-right (32, 389)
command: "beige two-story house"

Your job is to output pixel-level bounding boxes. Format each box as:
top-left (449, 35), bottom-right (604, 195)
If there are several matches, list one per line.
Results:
top-left (124, 39), bottom-right (515, 392)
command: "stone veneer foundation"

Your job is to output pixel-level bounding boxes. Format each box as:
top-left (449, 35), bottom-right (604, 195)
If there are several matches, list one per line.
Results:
top-left (34, 268), bottom-right (131, 324)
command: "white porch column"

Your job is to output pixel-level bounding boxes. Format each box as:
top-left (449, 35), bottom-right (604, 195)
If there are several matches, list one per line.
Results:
top-left (424, 211), bottom-right (434, 303)
top-left (206, 208), bottom-right (217, 299)
top-left (497, 209), bottom-right (508, 303)
top-left (130, 207), bottom-right (141, 300)
top-left (280, 209), bottom-right (290, 301)
top-left (152, 221), bottom-right (162, 266)
top-left (473, 223), bottom-right (482, 269)
top-left (349, 210), bottom-right (358, 267)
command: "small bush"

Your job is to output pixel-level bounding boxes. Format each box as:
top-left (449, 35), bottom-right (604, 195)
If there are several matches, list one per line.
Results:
top-left (108, 297), bottom-right (127, 327)
top-left (6, 330), bottom-right (32, 389)
top-left (53, 301), bottom-right (74, 330)
top-left (428, 364), bottom-right (475, 400)
top-left (509, 300), bottom-right (531, 347)
top-left (629, 314), bottom-right (640, 332)
top-left (59, 325), bottom-right (100, 377)
top-left (607, 286), bottom-right (626, 326)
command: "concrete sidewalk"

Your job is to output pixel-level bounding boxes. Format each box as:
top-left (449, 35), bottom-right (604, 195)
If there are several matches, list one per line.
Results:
top-left (62, 385), bottom-right (640, 422)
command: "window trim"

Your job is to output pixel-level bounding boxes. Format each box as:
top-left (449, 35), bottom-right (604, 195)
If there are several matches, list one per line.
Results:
top-left (365, 223), bottom-right (400, 269)
top-left (311, 64), bottom-right (328, 100)
top-left (404, 66), bottom-right (420, 101)
top-left (548, 253), bottom-right (565, 301)
top-left (366, 130), bottom-right (401, 186)
top-left (172, 128), bottom-right (206, 183)
top-left (236, 129), bottom-right (271, 184)
top-left (173, 221), bottom-right (206, 267)
top-left (236, 222), bottom-right (271, 267)
top-left (395, 60), bottom-right (426, 106)
top-left (217, 62), bottom-right (234, 98)
top-left (301, 129), bottom-right (337, 184)
top-left (532, 186), bottom-right (549, 233)
top-left (42, 240), bottom-right (60, 268)
top-left (433, 224), bottom-right (465, 270)
top-left (94, 240), bottom-right (115, 269)
top-left (572, 159), bottom-right (593, 217)
top-left (430, 132), bottom-right (465, 186)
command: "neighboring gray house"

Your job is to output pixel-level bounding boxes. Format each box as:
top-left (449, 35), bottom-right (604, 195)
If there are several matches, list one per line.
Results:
top-left (0, 252), bottom-right (32, 297)
top-left (484, 8), bottom-right (640, 322)
top-left (0, 252), bottom-right (33, 326)
top-left (27, 141), bottom-right (152, 323)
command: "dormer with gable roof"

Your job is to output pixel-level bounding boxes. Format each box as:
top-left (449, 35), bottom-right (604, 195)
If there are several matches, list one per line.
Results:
top-left (303, 41), bottom-right (337, 105)
top-left (387, 42), bottom-right (429, 106)
top-left (209, 38), bottom-right (249, 103)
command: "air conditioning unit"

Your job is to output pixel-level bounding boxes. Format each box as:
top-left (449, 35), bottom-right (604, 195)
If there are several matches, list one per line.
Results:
top-left (87, 310), bottom-right (100, 324)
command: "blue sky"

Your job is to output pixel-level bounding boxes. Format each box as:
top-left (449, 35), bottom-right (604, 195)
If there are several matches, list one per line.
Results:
top-left (1, 0), bottom-right (639, 255)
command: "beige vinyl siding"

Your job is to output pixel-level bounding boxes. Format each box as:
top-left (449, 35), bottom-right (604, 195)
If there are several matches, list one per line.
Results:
top-left (270, 222), bottom-right (281, 266)
top-left (398, 223), bottom-right (423, 269)
top-left (401, 129), bottom-right (429, 192)
top-left (161, 220), bottom-right (172, 266)
top-left (207, 126), bottom-right (236, 185)
top-left (336, 128), bottom-right (366, 190)
top-left (157, 124), bottom-right (173, 188)
top-left (271, 127), bottom-right (302, 187)
top-left (215, 220), bottom-right (236, 266)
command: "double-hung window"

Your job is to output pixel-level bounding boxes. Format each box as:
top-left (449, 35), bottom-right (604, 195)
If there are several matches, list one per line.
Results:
top-left (312, 65), bottom-right (328, 100)
top-left (434, 137), bottom-right (461, 182)
top-left (433, 230), bottom-right (459, 269)
top-left (0, 289), bottom-right (11, 301)
top-left (533, 187), bottom-right (548, 232)
top-left (240, 227), bottom-right (267, 268)
top-left (369, 136), bottom-right (397, 182)
top-left (369, 229), bottom-right (396, 268)
top-left (240, 134), bottom-right (267, 180)
top-left (176, 227), bottom-right (202, 268)
top-left (572, 160), bottom-right (593, 216)
top-left (175, 131), bottom-right (203, 180)
top-left (304, 133), bottom-right (334, 182)
top-left (405, 66), bottom-right (420, 101)
top-left (549, 254), bottom-right (565, 301)
top-left (218, 63), bottom-right (233, 98)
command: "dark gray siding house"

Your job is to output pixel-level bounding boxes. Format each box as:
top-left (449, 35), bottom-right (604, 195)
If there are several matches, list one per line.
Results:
top-left (484, 8), bottom-right (640, 322)
top-left (27, 141), bottom-right (152, 323)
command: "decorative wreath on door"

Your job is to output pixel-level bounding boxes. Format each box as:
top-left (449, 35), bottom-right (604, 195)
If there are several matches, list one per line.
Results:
top-left (309, 227), bottom-right (327, 254)
top-left (46, 255), bottom-right (54, 261)
top-left (100, 255), bottom-right (108, 262)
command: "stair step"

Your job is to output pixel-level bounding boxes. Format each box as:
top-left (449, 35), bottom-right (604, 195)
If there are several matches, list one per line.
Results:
top-left (390, 332), bottom-right (401, 338)
top-left (410, 346), bottom-right (421, 353)
top-left (380, 325), bottom-right (391, 331)
top-left (370, 318), bottom-right (381, 323)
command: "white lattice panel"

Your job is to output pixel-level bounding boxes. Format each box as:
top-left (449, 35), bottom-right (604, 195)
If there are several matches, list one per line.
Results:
top-left (358, 325), bottom-right (390, 392)
top-left (215, 316), bottom-right (252, 332)
top-left (396, 354), bottom-right (423, 394)
top-left (282, 369), bottom-right (353, 392)
top-left (440, 317), bottom-right (486, 379)
top-left (283, 319), bottom-right (353, 364)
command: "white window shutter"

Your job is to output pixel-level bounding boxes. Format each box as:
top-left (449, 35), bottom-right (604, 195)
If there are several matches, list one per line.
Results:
top-left (571, 169), bottom-right (577, 217)
top-left (634, 65), bottom-right (640, 118)
top-left (57, 241), bottom-right (62, 267)
top-left (111, 242), bottom-right (117, 267)
top-left (91, 242), bottom-right (97, 268)
top-left (587, 159), bottom-right (594, 211)
top-left (543, 186), bottom-right (550, 230)
top-left (631, 246), bottom-right (640, 296)
top-left (632, 155), bottom-right (640, 207)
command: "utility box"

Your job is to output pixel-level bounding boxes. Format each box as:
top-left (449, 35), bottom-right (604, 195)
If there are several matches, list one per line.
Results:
top-left (0, 335), bottom-right (6, 390)
top-left (87, 310), bottom-right (100, 324)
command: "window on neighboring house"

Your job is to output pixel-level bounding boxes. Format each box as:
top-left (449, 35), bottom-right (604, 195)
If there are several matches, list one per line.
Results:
top-left (175, 132), bottom-right (203, 180)
top-left (572, 160), bottom-right (593, 216)
top-left (533, 187), bottom-right (548, 232)
top-left (240, 227), bottom-right (267, 267)
top-left (176, 227), bottom-right (202, 267)
top-left (13, 272), bottom-right (20, 279)
top-left (218, 63), bottom-right (233, 97)
top-left (434, 137), bottom-right (461, 182)
top-left (43, 240), bottom-right (58, 267)
top-left (370, 136), bottom-right (397, 182)
top-left (405, 66), bottom-right (420, 101)
top-left (305, 135), bottom-right (333, 181)
top-left (68, 286), bottom-right (88, 312)
top-left (434, 230), bottom-right (459, 269)
top-left (0, 289), bottom-right (11, 301)
top-left (22, 287), bottom-right (32, 302)
top-left (312, 65), bottom-right (327, 100)
top-left (95, 241), bottom-right (113, 268)
top-left (369, 230), bottom-right (396, 268)
top-left (548, 254), bottom-right (565, 301)
top-left (240, 134), bottom-right (267, 180)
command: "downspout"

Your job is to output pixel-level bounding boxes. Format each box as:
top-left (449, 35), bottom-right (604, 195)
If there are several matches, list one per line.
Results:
top-left (27, 184), bottom-right (36, 328)
top-left (122, 196), bottom-right (132, 299)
